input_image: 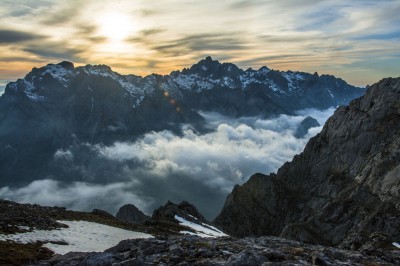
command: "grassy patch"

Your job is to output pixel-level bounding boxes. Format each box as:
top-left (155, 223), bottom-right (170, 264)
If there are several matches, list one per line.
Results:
top-left (0, 240), bottom-right (54, 265)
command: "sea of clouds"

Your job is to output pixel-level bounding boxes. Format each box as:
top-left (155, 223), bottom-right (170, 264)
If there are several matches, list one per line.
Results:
top-left (0, 108), bottom-right (335, 219)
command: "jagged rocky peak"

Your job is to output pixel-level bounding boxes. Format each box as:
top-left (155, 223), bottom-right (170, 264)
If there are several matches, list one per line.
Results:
top-left (150, 200), bottom-right (227, 238)
top-left (116, 204), bottom-right (149, 225)
top-left (57, 61), bottom-right (75, 71)
top-left (181, 56), bottom-right (241, 78)
top-left (152, 200), bottom-right (208, 224)
top-left (294, 116), bottom-right (320, 138)
top-left (215, 77), bottom-right (400, 250)
top-left (258, 66), bottom-right (270, 73)
top-left (34, 61), bottom-right (74, 76)
top-left (79, 63), bottom-right (115, 76)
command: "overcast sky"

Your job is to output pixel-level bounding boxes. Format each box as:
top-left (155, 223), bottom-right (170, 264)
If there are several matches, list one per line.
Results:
top-left (0, 0), bottom-right (399, 86)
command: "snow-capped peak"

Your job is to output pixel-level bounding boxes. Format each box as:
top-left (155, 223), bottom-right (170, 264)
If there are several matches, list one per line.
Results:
top-left (258, 66), bottom-right (270, 74)
top-left (80, 64), bottom-right (114, 77)
top-left (40, 63), bottom-right (73, 86)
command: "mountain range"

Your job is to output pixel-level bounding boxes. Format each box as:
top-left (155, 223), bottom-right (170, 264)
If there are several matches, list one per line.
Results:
top-left (0, 59), bottom-right (399, 264)
top-left (0, 57), bottom-right (364, 186)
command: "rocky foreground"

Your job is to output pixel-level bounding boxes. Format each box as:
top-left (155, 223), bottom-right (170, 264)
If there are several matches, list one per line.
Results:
top-left (32, 235), bottom-right (400, 265)
top-left (0, 199), bottom-right (179, 265)
top-left (1, 199), bottom-right (399, 265)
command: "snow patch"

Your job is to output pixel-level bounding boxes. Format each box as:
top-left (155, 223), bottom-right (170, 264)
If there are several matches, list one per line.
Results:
top-left (223, 76), bottom-right (234, 88)
top-left (295, 73), bottom-right (305, 80)
top-left (42, 64), bottom-right (72, 86)
top-left (82, 65), bottom-right (155, 108)
top-left (17, 225), bottom-right (30, 231)
top-left (282, 72), bottom-right (294, 91)
top-left (282, 72), bottom-right (304, 92)
top-left (327, 89), bottom-right (334, 98)
top-left (393, 242), bottom-right (400, 249)
top-left (174, 215), bottom-right (227, 238)
top-left (172, 74), bottom-right (215, 92)
top-left (133, 95), bottom-right (145, 108)
top-left (259, 67), bottom-right (270, 74)
top-left (23, 80), bottom-right (44, 102)
top-left (0, 220), bottom-right (152, 255)
top-left (202, 65), bottom-right (208, 71)
top-left (269, 80), bottom-right (283, 93)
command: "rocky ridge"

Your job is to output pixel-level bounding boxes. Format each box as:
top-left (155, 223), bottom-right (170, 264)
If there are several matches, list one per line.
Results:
top-left (116, 204), bottom-right (150, 225)
top-left (0, 58), bottom-right (364, 185)
top-left (0, 199), bottom-right (227, 265)
top-left (1, 197), bottom-right (400, 265)
top-left (152, 201), bottom-right (209, 225)
top-left (214, 77), bottom-right (400, 250)
top-left (33, 235), bottom-right (400, 265)
top-left (146, 201), bottom-right (227, 238)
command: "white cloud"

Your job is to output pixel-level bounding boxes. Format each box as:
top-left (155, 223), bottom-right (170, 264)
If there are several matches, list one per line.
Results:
top-left (0, 179), bottom-right (151, 216)
top-left (54, 149), bottom-right (74, 161)
top-left (0, 108), bottom-right (334, 219)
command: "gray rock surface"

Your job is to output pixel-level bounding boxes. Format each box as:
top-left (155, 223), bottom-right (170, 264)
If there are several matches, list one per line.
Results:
top-left (32, 235), bottom-right (400, 265)
top-left (116, 204), bottom-right (149, 224)
top-left (214, 77), bottom-right (400, 250)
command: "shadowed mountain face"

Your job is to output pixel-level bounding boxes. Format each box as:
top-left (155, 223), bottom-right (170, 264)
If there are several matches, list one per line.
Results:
top-left (116, 204), bottom-right (149, 225)
top-left (0, 58), bottom-right (363, 187)
top-left (214, 77), bottom-right (400, 250)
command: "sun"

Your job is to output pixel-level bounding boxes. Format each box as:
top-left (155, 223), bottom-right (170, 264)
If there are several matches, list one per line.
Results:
top-left (97, 12), bottom-right (135, 42)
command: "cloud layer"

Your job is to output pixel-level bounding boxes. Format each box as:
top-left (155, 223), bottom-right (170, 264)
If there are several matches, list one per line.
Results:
top-left (0, 108), bottom-right (334, 219)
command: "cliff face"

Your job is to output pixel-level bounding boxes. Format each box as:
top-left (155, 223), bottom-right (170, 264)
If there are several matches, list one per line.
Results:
top-left (116, 204), bottom-right (150, 225)
top-left (214, 77), bottom-right (400, 249)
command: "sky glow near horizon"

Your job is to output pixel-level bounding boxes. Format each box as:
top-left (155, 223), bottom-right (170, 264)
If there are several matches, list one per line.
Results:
top-left (0, 0), bottom-right (399, 86)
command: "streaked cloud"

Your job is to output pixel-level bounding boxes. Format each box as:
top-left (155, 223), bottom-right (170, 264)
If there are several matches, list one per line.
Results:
top-left (0, 0), bottom-right (399, 84)
top-left (0, 29), bottom-right (45, 43)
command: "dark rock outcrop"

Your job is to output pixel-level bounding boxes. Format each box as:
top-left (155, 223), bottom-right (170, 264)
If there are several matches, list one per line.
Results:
top-left (33, 235), bottom-right (400, 265)
top-left (151, 200), bottom-right (208, 225)
top-left (214, 77), bottom-right (400, 250)
top-left (294, 116), bottom-right (320, 138)
top-left (147, 201), bottom-right (228, 237)
top-left (116, 204), bottom-right (149, 224)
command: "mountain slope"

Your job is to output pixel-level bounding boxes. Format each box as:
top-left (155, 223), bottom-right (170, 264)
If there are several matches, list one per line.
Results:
top-left (214, 77), bottom-right (400, 249)
top-left (0, 58), bottom-right (364, 185)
